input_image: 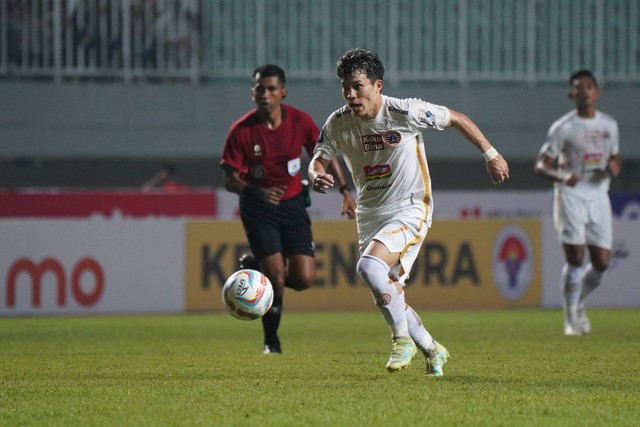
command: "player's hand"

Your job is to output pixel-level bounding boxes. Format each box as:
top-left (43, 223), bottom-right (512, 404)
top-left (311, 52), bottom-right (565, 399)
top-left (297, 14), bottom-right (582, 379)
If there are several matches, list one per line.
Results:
top-left (263, 185), bottom-right (287, 205)
top-left (607, 157), bottom-right (621, 177)
top-left (561, 173), bottom-right (579, 187)
top-left (312, 173), bottom-right (334, 194)
top-left (341, 192), bottom-right (356, 220)
top-left (486, 154), bottom-right (510, 184)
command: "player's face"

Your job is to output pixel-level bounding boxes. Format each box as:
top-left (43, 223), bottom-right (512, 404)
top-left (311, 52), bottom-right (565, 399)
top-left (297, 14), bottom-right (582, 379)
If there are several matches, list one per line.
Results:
top-left (569, 76), bottom-right (599, 110)
top-left (251, 75), bottom-right (287, 115)
top-left (341, 70), bottom-right (383, 120)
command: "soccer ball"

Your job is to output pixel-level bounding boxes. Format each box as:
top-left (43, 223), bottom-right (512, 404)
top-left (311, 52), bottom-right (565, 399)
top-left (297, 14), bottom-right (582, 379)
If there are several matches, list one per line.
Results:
top-left (222, 269), bottom-right (274, 320)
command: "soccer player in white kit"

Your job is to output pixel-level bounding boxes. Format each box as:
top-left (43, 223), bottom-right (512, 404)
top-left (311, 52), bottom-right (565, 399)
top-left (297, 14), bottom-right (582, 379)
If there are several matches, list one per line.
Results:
top-left (535, 70), bottom-right (621, 336)
top-left (308, 48), bottom-right (510, 376)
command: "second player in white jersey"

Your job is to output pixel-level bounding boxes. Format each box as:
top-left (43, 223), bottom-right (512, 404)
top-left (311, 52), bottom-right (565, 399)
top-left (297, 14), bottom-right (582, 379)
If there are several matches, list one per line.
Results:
top-left (539, 109), bottom-right (619, 199)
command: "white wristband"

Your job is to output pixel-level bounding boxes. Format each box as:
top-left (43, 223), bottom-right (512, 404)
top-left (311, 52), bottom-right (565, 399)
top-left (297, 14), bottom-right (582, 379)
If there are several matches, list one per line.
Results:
top-left (482, 147), bottom-right (499, 162)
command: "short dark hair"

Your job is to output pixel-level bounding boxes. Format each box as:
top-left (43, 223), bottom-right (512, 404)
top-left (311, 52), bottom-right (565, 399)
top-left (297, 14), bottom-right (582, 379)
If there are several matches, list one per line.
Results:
top-left (336, 48), bottom-right (385, 82)
top-left (252, 64), bottom-right (286, 86)
top-left (569, 70), bottom-right (597, 87)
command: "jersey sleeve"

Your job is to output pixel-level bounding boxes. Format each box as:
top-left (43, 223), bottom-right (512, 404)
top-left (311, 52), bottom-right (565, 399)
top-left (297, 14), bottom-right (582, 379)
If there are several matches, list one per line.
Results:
top-left (540, 122), bottom-right (563, 159)
top-left (610, 120), bottom-right (620, 156)
top-left (220, 126), bottom-right (247, 173)
top-left (300, 111), bottom-right (321, 158)
top-left (313, 120), bottom-right (339, 161)
top-left (411, 99), bottom-right (451, 131)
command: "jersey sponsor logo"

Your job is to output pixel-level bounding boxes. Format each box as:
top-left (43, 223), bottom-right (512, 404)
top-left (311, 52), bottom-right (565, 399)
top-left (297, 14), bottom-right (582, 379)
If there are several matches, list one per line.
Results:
top-left (253, 144), bottom-right (263, 156)
top-left (336, 109), bottom-right (353, 119)
top-left (362, 134), bottom-right (385, 151)
top-left (364, 164), bottom-right (392, 180)
top-left (362, 131), bottom-right (402, 151)
top-left (583, 152), bottom-right (604, 171)
top-left (389, 106), bottom-right (408, 115)
top-left (365, 183), bottom-right (392, 191)
top-left (491, 225), bottom-right (533, 300)
top-left (419, 110), bottom-right (437, 127)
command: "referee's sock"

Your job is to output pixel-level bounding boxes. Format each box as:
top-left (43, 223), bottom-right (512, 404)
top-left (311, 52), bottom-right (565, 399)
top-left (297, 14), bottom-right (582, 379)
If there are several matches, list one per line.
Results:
top-left (262, 296), bottom-right (283, 352)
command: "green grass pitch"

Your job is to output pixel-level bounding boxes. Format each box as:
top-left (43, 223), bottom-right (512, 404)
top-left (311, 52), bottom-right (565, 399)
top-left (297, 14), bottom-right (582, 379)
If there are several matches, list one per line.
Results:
top-left (1, 309), bottom-right (639, 426)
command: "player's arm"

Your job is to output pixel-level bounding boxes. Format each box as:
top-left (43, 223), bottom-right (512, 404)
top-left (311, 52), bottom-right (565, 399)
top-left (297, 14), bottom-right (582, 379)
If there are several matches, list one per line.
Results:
top-left (607, 154), bottom-right (622, 178)
top-left (447, 109), bottom-right (509, 184)
top-left (222, 165), bottom-right (286, 205)
top-left (533, 152), bottom-right (579, 186)
top-left (308, 154), bottom-right (334, 193)
top-left (327, 157), bottom-right (356, 219)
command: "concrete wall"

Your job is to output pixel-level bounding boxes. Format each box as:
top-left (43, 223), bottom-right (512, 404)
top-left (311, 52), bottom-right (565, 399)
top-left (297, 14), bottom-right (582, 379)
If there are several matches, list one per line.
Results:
top-left (1, 80), bottom-right (638, 190)
top-left (2, 80), bottom-right (639, 160)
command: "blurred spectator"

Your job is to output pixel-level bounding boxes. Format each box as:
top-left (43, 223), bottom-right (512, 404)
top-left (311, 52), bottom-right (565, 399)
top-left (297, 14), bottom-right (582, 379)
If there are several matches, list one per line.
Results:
top-left (141, 164), bottom-right (189, 192)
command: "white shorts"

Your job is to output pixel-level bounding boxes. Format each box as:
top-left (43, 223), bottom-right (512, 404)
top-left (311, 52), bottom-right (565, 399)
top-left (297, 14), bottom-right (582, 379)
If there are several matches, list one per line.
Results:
top-left (554, 190), bottom-right (613, 249)
top-left (356, 205), bottom-right (429, 284)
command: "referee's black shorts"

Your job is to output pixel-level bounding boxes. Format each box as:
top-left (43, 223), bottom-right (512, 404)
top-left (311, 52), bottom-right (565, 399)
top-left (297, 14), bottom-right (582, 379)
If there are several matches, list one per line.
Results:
top-left (239, 193), bottom-right (314, 260)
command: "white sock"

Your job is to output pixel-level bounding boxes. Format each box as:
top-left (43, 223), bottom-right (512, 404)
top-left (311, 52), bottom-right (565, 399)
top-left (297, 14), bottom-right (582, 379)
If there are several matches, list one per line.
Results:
top-left (406, 305), bottom-right (435, 354)
top-left (580, 263), bottom-right (605, 302)
top-left (357, 255), bottom-right (409, 338)
top-left (562, 264), bottom-right (582, 307)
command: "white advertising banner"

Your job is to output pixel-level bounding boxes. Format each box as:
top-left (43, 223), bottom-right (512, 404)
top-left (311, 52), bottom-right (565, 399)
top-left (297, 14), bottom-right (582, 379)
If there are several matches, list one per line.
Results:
top-left (0, 219), bottom-right (185, 316)
top-left (215, 189), bottom-right (554, 220)
top-left (541, 217), bottom-right (640, 308)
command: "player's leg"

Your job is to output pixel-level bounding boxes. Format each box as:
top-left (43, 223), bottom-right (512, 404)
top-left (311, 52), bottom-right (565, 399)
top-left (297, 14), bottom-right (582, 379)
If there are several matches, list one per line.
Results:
top-left (581, 245), bottom-right (610, 299)
top-left (279, 195), bottom-right (315, 291)
top-left (578, 195), bottom-right (614, 333)
top-left (561, 244), bottom-right (585, 335)
top-left (239, 200), bottom-right (286, 354)
top-left (259, 252), bottom-right (287, 354)
top-left (356, 249), bottom-right (416, 372)
top-left (556, 191), bottom-right (588, 335)
top-left (391, 227), bottom-right (450, 376)
top-left (404, 305), bottom-right (449, 376)
top-left (357, 210), bottom-right (431, 372)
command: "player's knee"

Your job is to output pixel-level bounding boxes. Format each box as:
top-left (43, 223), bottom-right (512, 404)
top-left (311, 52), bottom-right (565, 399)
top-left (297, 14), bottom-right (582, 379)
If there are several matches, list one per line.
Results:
top-left (285, 274), bottom-right (313, 291)
top-left (356, 256), bottom-right (377, 282)
top-left (592, 260), bottom-right (609, 272)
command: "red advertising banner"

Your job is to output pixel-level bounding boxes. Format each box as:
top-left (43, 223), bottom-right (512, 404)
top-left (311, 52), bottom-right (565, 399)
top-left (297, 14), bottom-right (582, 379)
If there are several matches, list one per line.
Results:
top-left (0, 191), bottom-right (217, 218)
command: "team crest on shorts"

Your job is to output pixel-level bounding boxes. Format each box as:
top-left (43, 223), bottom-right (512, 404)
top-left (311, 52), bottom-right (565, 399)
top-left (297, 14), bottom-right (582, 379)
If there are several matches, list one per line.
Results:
top-left (491, 225), bottom-right (533, 300)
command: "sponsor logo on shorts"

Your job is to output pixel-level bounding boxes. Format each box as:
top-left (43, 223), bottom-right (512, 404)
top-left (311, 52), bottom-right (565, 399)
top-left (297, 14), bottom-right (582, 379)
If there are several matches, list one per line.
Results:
top-left (491, 225), bottom-right (533, 300)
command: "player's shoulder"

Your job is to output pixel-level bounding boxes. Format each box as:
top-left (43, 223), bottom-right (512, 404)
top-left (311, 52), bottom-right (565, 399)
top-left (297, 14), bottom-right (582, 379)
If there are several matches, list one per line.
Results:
top-left (283, 104), bottom-right (311, 119)
top-left (596, 110), bottom-right (618, 125)
top-left (324, 104), bottom-right (354, 129)
top-left (226, 110), bottom-right (259, 140)
top-left (384, 94), bottom-right (424, 111)
top-left (549, 110), bottom-right (578, 132)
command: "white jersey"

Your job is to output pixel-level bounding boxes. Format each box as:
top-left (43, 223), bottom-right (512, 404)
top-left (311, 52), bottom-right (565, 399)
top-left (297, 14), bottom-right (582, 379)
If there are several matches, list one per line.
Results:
top-left (314, 95), bottom-right (450, 225)
top-left (539, 110), bottom-right (619, 200)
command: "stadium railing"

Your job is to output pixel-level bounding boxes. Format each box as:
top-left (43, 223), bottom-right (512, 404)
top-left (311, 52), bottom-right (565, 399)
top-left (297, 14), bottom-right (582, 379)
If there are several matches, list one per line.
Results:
top-left (0, 0), bottom-right (638, 84)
